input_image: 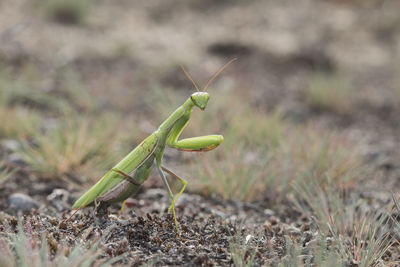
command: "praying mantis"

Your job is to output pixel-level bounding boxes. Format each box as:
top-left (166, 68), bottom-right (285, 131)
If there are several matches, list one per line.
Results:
top-left (71, 59), bottom-right (236, 235)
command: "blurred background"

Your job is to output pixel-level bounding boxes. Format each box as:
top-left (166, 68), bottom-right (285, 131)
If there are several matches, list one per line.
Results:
top-left (0, 0), bottom-right (400, 200)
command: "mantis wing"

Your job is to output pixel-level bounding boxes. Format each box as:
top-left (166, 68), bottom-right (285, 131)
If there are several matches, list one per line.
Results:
top-left (72, 132), bottom-right (159, 209)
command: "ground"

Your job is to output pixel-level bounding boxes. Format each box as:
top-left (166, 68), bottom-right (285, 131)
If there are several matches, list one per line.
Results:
top-left (0, 0), bottom-right (400, 266)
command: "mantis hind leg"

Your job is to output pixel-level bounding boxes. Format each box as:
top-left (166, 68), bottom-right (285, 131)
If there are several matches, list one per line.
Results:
top-left (161, 166), bottom-right (188, 214)
top-left (108, 168), bottom-right (140, 216)
top-left (111, 168), bottom-right (141, 186)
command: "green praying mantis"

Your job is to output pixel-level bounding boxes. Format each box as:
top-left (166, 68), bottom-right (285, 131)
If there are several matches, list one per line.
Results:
top-left (71, 59), bottom-right (236, 235)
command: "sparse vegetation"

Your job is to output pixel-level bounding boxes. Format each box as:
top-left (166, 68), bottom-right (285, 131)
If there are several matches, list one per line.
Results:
top-left (192, 144), bottom-right (267, 201)
top-left (0, 68), bottom-right (43, 139)
top-left (0, 161), bottom-right (14, 185)
top-left (18, 111), bottom-right (120, 183)
top-left (0, 217), bottom-right (124, 267)
top-left (55, 69), bottom-right (100, 113)
top-left (0, 107), bottom-right (41, 139)
top-left (229, 226), bottom-right (257, 267)
top-left (0, 66), bottom-right (67, 112)
top-left (294, 181), bottom-right (394, 266)
top-left (279, 233), bottom-right (344, 266)
top-left (306, 72), bottom-right (354, 115)
top-left (188, 108), bottom-right (364, 203)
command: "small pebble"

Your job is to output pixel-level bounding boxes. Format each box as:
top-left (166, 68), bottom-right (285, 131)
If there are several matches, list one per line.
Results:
top-left (50, 218), bottom-right (58, 226)
top-left (264, 209), bottom-right (275, 216)
top-left (47, 189), bottom-right (70, 211)
top-left (245, 234), bottom-right (252, 244)
top-left (9, 193), bottom-right (38, 212)
top-left (1, 139), bottom-right (21, 152)
top-left (59, 221), bottom-right (67, 229)
top-left (303, 231), bottom-right (313, 243)
top-left (301, 223), bottom-right (310, 231)
top-left (48, 235), bottom-right (58, 253)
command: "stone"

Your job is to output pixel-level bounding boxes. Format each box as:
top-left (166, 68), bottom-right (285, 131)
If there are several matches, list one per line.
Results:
top-left (47, 188), bottom-right (70, 211)
top-left (9, 193), bottom-right (38, 212)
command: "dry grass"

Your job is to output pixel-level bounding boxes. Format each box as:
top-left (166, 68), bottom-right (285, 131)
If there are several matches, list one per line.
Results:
top-left (0, 66), bottom-right (68, 113)
top-left (190, 122), bottom-right (364, 202)
top-left (0, 161), bottom-right (14, 186)
top-left (294, 182), bottom-right (394, 266)
top-left (279, 233), bottom-right (343, 266)
top-left (187, 110), bottom-right (364, 203)
top-left (274, 123), bottom-right (365, 189)
top-left (0, 68), bottom-right (43, 140)
top-left (276, 185), bottom-right (396, 266)
top-left (0, 107), bottom-right (41, 140)
top-left (191, 144), bottom-right (267, 201)
top-left (17, 111), bottom-right (121, 183)
top-left (54, 69), bottom-right (100, 113)
top-left (0, 65), bottom-right (137, 185)
top-left (306, 72), bottom-right (354, 115)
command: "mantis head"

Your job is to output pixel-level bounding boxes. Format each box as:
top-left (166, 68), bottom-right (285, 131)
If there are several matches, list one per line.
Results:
top-left (181, 58), bottom-right (237, 111)
top-left (190, 92), bottom-right (210, 110)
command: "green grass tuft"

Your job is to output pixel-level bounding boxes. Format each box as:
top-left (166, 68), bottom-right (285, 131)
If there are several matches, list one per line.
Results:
top-left (229, 226), bottom-right (258, 267)
top-left (0, 161), bottom-right (14, 186)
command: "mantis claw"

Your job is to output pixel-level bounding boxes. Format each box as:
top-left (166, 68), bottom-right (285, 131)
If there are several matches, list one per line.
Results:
top-left (168, 199), bottom-right (176, 214)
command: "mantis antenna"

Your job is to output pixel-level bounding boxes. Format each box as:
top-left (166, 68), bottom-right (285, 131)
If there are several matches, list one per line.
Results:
top-left (180, 65), bottom-right (200, 92)
top-left (203, 58), bottom-right (237, 92)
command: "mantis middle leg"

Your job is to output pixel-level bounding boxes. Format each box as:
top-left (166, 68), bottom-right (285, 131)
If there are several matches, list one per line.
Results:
top-left (161, 166), bottom-right (187, 214)
top-left (156, 163), bottom-right (181, 235)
